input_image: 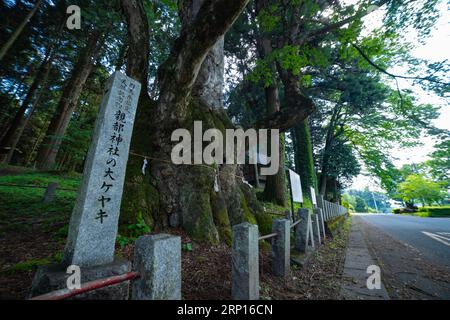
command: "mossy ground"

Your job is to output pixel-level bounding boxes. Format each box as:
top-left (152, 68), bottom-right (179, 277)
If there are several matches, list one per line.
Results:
top-left (0, 166), bottom-right (131, 298)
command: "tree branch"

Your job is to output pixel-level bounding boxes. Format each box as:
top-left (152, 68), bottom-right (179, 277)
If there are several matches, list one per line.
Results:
top-left (157, 0), bottom-right (250, 117)
top-left (352, 43), bottom-right (450, 86)
top-left (252, 70), bottom-right (315, 132)
top-left (121, 0), bottom-right (150, 98)
top-left (298, 0), bottom-right (390, 46)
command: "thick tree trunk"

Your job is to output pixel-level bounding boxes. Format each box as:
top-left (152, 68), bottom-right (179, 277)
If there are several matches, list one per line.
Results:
top-left (254, 5), bottom-right (287, 206)
top-left (260, 72), bottom-right (286, 206)
top-left (263, 134), bottom-right (286, 205)
top-left (256, 68), bottom-right (314, 132)
top-left (277, 70), bottom-right (317, 204)
top-left (293, 119), bottom-right (317, 203)
top-left (319, 136), bottom-right (332, 197)
top-left (319, 172), bottom-right (327, 197)
top-left (0, 0), bottom-right (43, 61)
top-left (319, 106), bottom-right (341, 197)
top-left (120, 0), bottom-right (270, 243)
top-left (35, 30), bottom-right (102, 170)
top-left (115, 41), bottom-right (128, 72)
top-left (121, 0), bottom-right (149, 95)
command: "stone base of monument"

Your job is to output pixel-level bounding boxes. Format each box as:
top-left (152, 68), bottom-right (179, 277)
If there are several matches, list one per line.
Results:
top-left (29, 257), bottom-right (131, 300)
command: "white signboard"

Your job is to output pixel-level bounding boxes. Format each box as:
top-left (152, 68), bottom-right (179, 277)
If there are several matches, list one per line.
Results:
top-left (310, 186), bottom-right (317, 206)
top-left (288, 169), bottom-right (303, 203)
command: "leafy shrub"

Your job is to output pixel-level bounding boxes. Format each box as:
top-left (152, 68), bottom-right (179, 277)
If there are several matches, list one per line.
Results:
top-left (117, 213), bottom-right (151, 249)
top-left (418, 206), bottom-right (450, 217)
top-left (117, 235), bottom-right (134, 249)
top-left (394, 206), bottom-right (450, 217)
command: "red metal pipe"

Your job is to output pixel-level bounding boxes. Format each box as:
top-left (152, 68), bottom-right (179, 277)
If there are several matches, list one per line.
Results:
top-left (30, 271), bottom-right (140, 300)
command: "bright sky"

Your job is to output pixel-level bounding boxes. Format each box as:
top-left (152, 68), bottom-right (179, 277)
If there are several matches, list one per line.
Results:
top-left (349, 0), bottom-right (450, 192)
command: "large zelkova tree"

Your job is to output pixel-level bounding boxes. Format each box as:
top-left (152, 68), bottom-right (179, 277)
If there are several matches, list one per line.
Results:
top-left (119, 0), bottom-right (448, 241)
top-left (119, 0), bottom-right (274, 243)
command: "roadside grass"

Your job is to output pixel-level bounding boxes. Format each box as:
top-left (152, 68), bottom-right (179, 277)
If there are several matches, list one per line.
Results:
top-left (395, 206), bottom-right (450, 218)
top-left (418, 206), bottom-right (450, 217)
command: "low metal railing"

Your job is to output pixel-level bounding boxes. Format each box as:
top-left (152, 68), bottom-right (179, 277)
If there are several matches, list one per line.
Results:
top-left (30, 271), bottom-right (140, 300)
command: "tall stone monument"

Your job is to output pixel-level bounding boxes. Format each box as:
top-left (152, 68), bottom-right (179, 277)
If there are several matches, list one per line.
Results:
top-left (62, 71), bottom-right (141, 267)
top-left (30, 72), bottom-right (141, 299)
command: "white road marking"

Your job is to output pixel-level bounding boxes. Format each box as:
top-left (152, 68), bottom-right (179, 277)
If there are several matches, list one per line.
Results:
top-left (422, 231), bottom-right (450, 247)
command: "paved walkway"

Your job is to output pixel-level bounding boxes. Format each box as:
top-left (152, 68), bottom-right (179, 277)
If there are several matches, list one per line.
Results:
top-left (340, 217), bottom-right (389, 300)
top-left (356, 214), bottom-right (450, 299)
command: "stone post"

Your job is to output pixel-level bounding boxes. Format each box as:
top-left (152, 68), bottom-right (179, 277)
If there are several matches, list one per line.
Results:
top-left (308, 211), bottom-right (315, 249)
top-left (312, 212), bottom-right (322, 244)
top-left (232, 223), bottom-right (259, 300)
top-left (284, 210), bottom-right (292, 222)
top-left (314, 208), bottom-right (326, 240)
top-left (132, 234), bottom-right (181, 300)
top-left (42, 182), bottom-right (58, 203)
top-left (326, 201), bottom-right (331, 220)
top-left (272, 219), bottom-right (290, 277)
top-left (295, 208), bottom-right (312, 253)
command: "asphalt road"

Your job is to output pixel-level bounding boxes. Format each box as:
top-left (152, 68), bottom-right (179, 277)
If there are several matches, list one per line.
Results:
top-left (356, 213), bottom-right (450, 268)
